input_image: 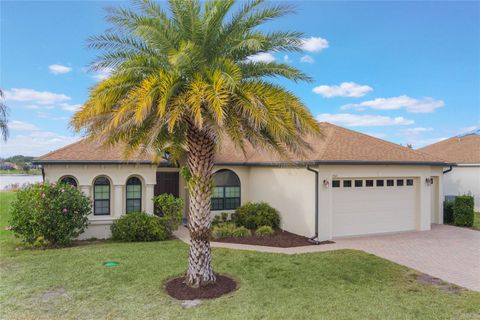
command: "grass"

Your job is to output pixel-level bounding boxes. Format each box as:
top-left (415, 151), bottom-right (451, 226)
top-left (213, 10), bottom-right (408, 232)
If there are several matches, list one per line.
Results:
top-left (0, 169), bottom-right (42, 175)
top-left (473, 212), bottom-right (480, 230)
top-left (1, 192), bottom-right (479, 319)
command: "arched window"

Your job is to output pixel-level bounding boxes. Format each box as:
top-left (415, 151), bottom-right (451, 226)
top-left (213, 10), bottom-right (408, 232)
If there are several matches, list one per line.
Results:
top-left (59, 176), bottom-right (78, 188)
top-left (211, 169), bottom-right (241, 210)
top-left (94, 177), bottom-right (110, 215)
top-left (126, 177), bottom-right (142, 213)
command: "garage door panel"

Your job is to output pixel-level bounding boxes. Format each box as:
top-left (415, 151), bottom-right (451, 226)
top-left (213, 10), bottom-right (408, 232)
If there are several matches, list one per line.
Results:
top-left (332, 180), bottom-right (416, 237)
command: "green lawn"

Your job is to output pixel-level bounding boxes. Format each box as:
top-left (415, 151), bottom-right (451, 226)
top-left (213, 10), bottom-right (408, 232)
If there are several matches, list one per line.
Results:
top-left (0, 169), bottom-right (42, 175)
top-left (1, 192), bottom-right (479, 319)
top-left (473, 213), bottom-right (480, 230)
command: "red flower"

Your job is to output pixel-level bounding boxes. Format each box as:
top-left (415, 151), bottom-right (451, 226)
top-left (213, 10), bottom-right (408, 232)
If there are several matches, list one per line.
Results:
top-left (63, 208), bottom-right (68, 213)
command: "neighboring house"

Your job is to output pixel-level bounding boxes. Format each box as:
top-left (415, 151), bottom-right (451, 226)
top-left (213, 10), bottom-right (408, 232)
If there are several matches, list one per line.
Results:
top-left (33, 122), bottom-right (448, 240)
top-left (0, 162), bottom-right (17, 170)
top-left (421, 133), bottom-right (480, 210)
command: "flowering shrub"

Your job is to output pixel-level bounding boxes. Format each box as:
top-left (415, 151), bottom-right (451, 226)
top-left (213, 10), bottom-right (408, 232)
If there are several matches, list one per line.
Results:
top-left (9, 182), bottom-right (91, 246)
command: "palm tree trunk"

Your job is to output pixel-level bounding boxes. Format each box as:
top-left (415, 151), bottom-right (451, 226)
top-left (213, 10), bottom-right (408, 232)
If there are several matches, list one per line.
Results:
top-left (185, 126), bottom-right (216, 287)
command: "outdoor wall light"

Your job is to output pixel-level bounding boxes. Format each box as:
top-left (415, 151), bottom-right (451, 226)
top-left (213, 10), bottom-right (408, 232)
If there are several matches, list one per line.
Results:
top-left (323, 179), bottom-right (330, 188)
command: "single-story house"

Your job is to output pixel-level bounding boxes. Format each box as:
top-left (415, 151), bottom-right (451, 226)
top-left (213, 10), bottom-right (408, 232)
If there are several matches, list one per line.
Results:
top-left (33, 122), bottom-right (449, 240)
top-left (421, 133), bottom-right (480, 210)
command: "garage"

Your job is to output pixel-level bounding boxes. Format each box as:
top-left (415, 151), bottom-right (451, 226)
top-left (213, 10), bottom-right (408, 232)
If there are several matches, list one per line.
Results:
top-left (332, 177), bottom-right (417, 237)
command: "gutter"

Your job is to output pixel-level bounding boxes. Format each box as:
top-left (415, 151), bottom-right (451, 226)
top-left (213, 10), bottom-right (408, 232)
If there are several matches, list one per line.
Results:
top-left (306, 166), bottom-right (320, 245)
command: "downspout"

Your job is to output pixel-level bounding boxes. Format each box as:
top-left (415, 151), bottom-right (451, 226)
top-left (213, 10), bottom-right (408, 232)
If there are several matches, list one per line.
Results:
top-left (443, 165), bottom-right (453, 174)
top-left (41, 166), bottom-right (45, 182)
top-left (306, 166), bottom-right (320, 245)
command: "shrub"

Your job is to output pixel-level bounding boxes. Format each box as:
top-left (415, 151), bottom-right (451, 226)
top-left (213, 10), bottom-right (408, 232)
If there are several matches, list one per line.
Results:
top-left (111, 212), bottom-right (168, 241)
top-left (212, 212), bottom-right (230, 226)
top-left (9, 182), bottom-right (91, 246)
top-left (256, 225), bottom-right (274, 236)
top-left (232, 202), bottom-right (280, 229)
top-left (211, 223), bottom-right (236, 239)
top-left (232, 226), bottom-right (251, 238)
top-left (153, 194), bottom-right (184, 235)
top-left (443, 201), bottom-right (454, 224)
top-left (454, 195), bottom-right (474, 227)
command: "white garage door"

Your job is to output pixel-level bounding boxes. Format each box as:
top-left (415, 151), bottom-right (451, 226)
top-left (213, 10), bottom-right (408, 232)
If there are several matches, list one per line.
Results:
top-left (332, 178), bottom-right (417, 237)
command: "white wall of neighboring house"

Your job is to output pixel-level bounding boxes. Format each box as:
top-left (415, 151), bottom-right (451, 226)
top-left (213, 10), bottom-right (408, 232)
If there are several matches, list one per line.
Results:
top-left (443, 165), bottom-right (480, 211)
top-left (42, 163), bottom-right (444, 240)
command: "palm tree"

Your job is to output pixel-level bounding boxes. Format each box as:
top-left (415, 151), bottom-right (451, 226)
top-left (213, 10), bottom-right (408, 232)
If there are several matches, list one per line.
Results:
top-left (72, 0), bottom-right (320, 288)
top-left (0, 89), bottom-right (8, 141)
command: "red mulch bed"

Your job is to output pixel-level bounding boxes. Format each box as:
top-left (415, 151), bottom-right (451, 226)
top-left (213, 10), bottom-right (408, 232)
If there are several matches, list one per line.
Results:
top-left (165, 275), bottom-right (237, 300)
top-left (213, 229), bottom-right (334, 248)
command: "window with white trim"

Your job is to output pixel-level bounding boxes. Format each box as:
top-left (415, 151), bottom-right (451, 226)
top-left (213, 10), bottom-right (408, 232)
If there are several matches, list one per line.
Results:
top-left (211, 170), bottom-right (241, 210)
top-left (126, 177), bottom-right (142, 213)
top-left (94, 177), bottom-right (110, 215)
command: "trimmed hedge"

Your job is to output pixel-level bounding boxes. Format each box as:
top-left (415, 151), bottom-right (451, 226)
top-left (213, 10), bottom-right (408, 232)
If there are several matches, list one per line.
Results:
top-left (453, 195), bottom-right (474, 227)
top-left (111, 212), bottom-right (168, 242)
top-left (443, 201), bottom-right (454, 224)
top-left (231, 202), bottom-right (280, 229)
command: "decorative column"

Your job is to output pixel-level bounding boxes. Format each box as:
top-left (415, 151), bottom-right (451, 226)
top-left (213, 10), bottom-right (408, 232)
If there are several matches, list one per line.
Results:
top-left (80, 185), bottom-right (91, 198)
top-left (114, 185), bottom-right (123, 217)
top-left (145, 184), bottom-right (155, 215)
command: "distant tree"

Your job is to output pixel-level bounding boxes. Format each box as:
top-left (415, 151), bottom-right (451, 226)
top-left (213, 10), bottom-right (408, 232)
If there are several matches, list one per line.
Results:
top-left (406, 143), bottom-right (413, 149)
top-left (0, 89), bottom-right (8, 141)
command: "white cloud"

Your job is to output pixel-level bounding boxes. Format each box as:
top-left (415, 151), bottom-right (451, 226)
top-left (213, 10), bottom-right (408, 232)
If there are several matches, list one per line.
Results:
top-left (401, 127), bottom-right (433, 136)
top-left (48, 64), bottom-right (72, 74)
top-left (8, 120), bottom-right (39, 131)
top-left (0, 131), bottom-right (79, 157)
top-left (342, 95), bottom-right (445, 113)
top-left (301, 37), bottom-right (329, 52)
top-left (61, 103), bottom-right (82, 112)
top-left (91, 67), bottom-right (114, 81)
top-left (300, 55), bottom-right (315, 64)
top-left (283, 55), bottom-right (291, 63)
top-left (407, 137), bottom-right (448, 149)
top-left (316, 113), bottom-right (414, 127)
top-left (4, 88), bottom-right (71, 105)
top-left (36, 112), bottom-right (68, 120)
top-left (246, 52), bottom-right (276, 63)
top-left (313, 82), bottom-right (373, 98)
top-left (460, 125), bottom-right (480, 134)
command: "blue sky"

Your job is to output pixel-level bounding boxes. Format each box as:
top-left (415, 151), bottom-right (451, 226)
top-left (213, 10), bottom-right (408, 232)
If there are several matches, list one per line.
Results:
top-left (1, 0), bottom-right (479, 157)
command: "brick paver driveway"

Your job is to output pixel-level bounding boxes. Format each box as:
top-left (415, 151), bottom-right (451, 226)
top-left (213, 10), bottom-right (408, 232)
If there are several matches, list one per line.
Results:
top-left (175, 224), bottom-right (480, 291)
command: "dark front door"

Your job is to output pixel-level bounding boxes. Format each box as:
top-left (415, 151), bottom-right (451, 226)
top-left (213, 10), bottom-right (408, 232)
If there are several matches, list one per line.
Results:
top-left (154, 172), bottom-right (179, 197)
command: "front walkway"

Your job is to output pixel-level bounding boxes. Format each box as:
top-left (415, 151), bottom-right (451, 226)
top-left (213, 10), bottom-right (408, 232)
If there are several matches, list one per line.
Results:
top-left (174, 225), bottom-right (480, 291)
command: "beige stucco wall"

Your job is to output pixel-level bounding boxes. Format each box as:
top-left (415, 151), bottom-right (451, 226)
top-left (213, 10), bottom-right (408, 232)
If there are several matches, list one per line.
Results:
top-left (443, 165), bottom-right (480, 210)
top-left (42, 163), bottom-right (443, 240)
top-left (43, 163), bottom-right (157, 239)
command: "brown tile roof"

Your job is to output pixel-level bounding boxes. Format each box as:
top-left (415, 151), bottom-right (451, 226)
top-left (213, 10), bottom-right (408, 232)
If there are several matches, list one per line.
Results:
top-left (420, 134), bottom-right (480, 164)
top-left (35, 139), bottom-right (154, 163)
top-left (35, 122), bottom-right (448, 165)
